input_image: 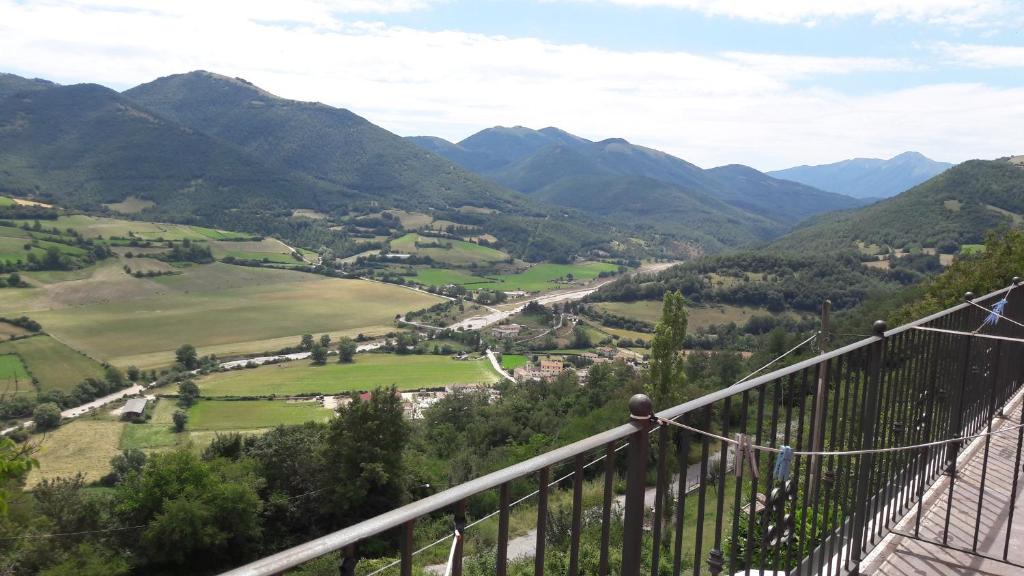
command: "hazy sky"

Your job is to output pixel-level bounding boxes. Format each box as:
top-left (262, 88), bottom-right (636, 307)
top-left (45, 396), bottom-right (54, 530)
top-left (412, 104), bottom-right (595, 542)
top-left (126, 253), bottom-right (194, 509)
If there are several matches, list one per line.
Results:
top-left (2, 0), bottom-right (1022, 170)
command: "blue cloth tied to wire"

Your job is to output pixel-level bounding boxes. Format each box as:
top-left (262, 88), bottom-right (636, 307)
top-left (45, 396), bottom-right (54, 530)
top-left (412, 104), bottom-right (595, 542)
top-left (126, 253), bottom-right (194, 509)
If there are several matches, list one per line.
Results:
top-left (773, 446), bottom-right (794, 482)
top-left (983, 298), bottom-right (1009, 327)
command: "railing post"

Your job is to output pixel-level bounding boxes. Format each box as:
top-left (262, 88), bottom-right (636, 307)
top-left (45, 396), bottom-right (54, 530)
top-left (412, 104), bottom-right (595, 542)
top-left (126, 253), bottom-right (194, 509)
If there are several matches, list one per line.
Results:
top-left (809, 300), bottom-right (832, 500)
top-left (621, 393), bottom-right (653, 576)
top-left (850, 320), bottom-right (886, 570)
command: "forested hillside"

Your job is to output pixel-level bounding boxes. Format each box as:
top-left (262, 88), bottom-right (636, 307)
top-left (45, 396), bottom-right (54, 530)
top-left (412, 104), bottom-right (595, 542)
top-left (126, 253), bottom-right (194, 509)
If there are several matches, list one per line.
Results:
top-left (772, 159), bottom-right (1024, 253)
top-left (768, 151), bottom-right (953, 199)
top-left (409, 126), bottom-right (862, 252)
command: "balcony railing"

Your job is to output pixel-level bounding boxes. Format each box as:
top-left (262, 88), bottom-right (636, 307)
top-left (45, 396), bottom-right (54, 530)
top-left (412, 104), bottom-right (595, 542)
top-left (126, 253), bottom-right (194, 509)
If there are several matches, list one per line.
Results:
top-left (220, 281), bottom-right (1024, 576)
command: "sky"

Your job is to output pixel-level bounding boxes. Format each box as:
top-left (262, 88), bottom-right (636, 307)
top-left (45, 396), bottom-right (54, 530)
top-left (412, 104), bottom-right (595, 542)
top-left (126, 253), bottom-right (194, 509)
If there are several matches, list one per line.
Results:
top-left (1, 0), bottom-right (1022, 170)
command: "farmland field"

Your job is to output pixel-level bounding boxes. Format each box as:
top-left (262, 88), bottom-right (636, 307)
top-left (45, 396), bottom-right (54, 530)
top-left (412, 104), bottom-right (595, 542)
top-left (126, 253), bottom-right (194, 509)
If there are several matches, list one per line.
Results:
top-left (468, 262), bottom-right (620, 292)
top-left (390, 233), bottom-right (508, 265)
top-left (0, 321), bottom-right (30, 340)
top-left (0, 334), bottom-right (106, 394)
top-left (0, 196), bottom-right (13, 207)
top-left (410, 268), bottom-right (490, 286)
top-left (26, 418), bottom-right (126, 487)
top-left (500, 354), bottom-right (528, 371)
top-left (103, 196), bottom-right (155, 214)
top-left (5, 263), bottom-right (442, 369)
top-left (0, 354), bottom-right (31, 396)
top-left (198, 354), bottom-right (500, 396)
top-left (187, 400), bottom-right (332, 430)
top-left (119, 398), bottom-right (181, 450)
top-left (34, 214), bottom-right (251, 241)
top-left (593, 301), bottom-right (797, 330)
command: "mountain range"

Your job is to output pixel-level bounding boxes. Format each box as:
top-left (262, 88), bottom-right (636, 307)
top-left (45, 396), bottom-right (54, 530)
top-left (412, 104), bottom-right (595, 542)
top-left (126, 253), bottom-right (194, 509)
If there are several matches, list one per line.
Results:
top-left (409, 127), bottom-right (864, 251)
top-left (768, 152), bottom-right (953, 200)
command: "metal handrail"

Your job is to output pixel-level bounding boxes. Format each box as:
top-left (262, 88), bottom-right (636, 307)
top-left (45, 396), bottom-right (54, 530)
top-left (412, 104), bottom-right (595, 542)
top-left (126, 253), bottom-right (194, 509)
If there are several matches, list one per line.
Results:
top-left (219, 284), bottom-right (1013, 576)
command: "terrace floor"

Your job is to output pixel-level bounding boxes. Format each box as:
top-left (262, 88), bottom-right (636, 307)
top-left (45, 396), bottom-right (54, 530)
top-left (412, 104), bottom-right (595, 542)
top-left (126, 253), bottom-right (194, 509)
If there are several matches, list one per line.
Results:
top-left (861, 390), bottom-right (1024, 576)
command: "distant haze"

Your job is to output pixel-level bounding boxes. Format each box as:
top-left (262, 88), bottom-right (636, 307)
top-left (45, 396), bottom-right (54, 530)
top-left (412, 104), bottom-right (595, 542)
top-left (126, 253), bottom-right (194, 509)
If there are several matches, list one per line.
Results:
top-left (768, 152), bottom-right (954, 199)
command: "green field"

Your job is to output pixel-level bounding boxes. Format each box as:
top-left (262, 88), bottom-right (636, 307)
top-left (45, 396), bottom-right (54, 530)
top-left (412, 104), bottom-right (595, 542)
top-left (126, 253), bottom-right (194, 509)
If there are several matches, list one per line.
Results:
top-left (410, 268), bottom-right (491, 286)
top-left (0, 334), bottom-right (106, 394)
top-left (9, 263), bottom-right (441, 369)
top-left (0, 354), bottom-right (31, 396)
top-left (220, 251), bottom-right (299, 264)
top-left (594, 301), bottom-right (795, 330)
top-left (500, 354), bottom-right (528, 371)
top-left (469, 262), bottom-right (619, 292)
top-left (961, 244), bottom-right (986, 255)
top-left (37, 215), bottom-right (249, 241)
top-left (103, 196), bottom-right (155, 214)
top-left (391, 233), bottom-right (508, 265)
top-left (120, 398), bottom-right (180, 450)
top-left (0, 196), bottom-right (13, 207)
top-left (198, 354), bottom-right (500, 396)
top-left (187, 400), bottom-right (332, 430)
top-left (0, 230), bottom-right (87, 265)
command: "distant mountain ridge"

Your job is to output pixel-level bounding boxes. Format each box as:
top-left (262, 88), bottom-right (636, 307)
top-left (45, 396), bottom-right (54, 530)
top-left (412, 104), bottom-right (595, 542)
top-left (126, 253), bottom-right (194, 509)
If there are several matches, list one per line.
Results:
top-left (768, 151), bottom-right (953, 199)
top-left (770, 158), bottom-right (1024, 253)
top-left (409, 126), bottom-right (863, 251)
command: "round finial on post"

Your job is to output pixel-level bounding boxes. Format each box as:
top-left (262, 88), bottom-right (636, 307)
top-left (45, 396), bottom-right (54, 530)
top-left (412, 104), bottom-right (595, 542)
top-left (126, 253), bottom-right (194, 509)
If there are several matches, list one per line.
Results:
top-left (872, 320), bottom-right (887, 336)
top-left (965, 291), bottom-right (976, 302)
top-left (628, 394), bottom-right (653, 419)
top-left (1013, 276), bottom-right (1021, 286)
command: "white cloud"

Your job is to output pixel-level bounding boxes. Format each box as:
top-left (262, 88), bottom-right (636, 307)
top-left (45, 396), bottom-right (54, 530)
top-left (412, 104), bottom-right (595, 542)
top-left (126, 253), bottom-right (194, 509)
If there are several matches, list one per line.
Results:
top-left (565, 0), bottom-right (1016, 26)
top-left (0, 0), bottom-right (1021, 169)
top-left (934, 41), bottom-right (1024, 67)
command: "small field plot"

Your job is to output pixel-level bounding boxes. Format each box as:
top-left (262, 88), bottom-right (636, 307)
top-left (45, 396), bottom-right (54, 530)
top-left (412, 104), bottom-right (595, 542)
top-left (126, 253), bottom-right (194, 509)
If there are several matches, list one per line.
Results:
top-left (187, 400), bottom-right (332, 431)
top-left (26, 419), bottom-right (125, 487)
top-left (198, 354), bottom-right (500, 396)
top-left (961, 244), bottom-right (986, 255)
top-left (391, 233), bottom-right (508, 265)
top-left (120, 398), bottom-right (181, 451)
top-left (470, 262), bottom-right (620, 292)
top-left (37, 215), bottom-right (250, 242)
top-left (594, 301), bottom-right (796, 331)
top-left (0, 197), bottom-right (13, 207)
top-left (410, 268), bottom-right (491, 286)
top-left (0, 334), bottom-right (106, 394)
top-left (28, 264), bottom-right (442, 368)
top-left (210, 239), bottom-right (302, 264)
top-left (499, 354), bottom-right (528, 371)
top-left (0, 321), bottom-right (30, 340)
top-left (103, 196), bottom-right (155, 214)
top-left (0, 354), bottom-right (31, 397)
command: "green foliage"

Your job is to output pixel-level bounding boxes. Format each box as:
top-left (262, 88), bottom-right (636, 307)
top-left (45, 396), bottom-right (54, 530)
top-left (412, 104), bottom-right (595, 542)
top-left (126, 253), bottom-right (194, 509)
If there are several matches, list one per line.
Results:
top-left (177, 379), bottom-right (200, 408)
top-left (172, 409), bottom-right (188, 432)
top-left (175, 344), bottom-right (198, 370)
top-left (310, 345), bottom-right (328, 365)
top-left (337, 337), bottom-right (357, 363)
top-left (647, 291), bottom-right (688, 407)
top-left (32, 402), bottom-right (61, 431)
top-left (38, 543), bottom-right (130, 576)
top-left (0, 436), bottom-right (37, 515)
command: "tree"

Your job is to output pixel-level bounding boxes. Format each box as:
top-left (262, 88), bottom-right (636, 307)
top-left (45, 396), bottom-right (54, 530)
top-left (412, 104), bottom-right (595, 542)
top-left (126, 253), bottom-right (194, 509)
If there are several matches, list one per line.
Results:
top-left (175, 344), bottom-right (198, 370)
top-left (172, 410), bottom-right (188, 432)
top-left (324, 387), bottom-right (409, 525)
top-left (300, 334), bottom-right (315, 351)
top-left (647, 290), bottom-right (688, 409)
top-left (104, 365), bottom-right (126, 389)
top-left (110, 449), bottom-right (147, 483)
top-left (33, 402), bottom-right (62, 431)
top-left (0, 436), bottom-right (37, 514)
top-left (337, 337), bottom-right (357, 363)
top-left (126, 365), bottom-right (141, 382)
top-left (310, 345), bottom-right (328, 365)
top-left (177, 380), bottom-right (200, 408)
top-left (319, 334), bottom-right (332, 348)
top-left (571, 325), bottom-right (592, 349)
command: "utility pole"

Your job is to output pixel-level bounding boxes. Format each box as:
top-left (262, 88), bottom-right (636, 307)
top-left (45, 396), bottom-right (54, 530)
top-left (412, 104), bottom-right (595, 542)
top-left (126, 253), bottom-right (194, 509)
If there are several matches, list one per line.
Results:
top-left (809, 300), bottom-right (831, 498)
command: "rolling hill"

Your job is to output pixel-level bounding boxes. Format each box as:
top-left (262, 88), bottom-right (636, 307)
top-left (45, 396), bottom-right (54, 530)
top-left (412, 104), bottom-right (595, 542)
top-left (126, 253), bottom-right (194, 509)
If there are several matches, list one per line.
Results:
top-left (408, 126), bottom-right (862, 251)
top-left (770, 158), bottom-right (1024, 253)
top-left (768, 151), bottom-right (953, 199)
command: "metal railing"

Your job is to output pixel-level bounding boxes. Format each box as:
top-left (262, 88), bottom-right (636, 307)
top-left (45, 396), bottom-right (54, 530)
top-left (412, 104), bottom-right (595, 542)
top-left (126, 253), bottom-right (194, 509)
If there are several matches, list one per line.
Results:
top-left (220, 282), bottom-right (1024, 576)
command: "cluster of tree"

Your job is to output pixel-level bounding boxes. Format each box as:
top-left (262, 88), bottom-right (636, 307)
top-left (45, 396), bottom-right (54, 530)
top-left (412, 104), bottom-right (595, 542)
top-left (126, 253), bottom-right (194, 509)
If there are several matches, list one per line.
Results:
top-left (0, 272), bottom-right (27, 288)
top-left (0, 315), bottom-right (41, 332)
top-left (159, 239), bottom-right (213, 264)
top-left (1, 365), bottom-right (135, 428)
top-left (592, 252), bottom-right (912, 312)
top-left (1, 388), bottom-right (408, 575)
top-left (0, 205), bottom-right (58, 220)
top-left (582, 306), bottom-right (653, 333)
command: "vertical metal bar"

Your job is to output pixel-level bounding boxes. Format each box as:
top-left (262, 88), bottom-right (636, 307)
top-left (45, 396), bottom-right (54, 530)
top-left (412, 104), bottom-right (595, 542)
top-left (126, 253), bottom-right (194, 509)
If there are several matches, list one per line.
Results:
top-left (708, 396), bottom-right (730, 576)
top-left (599, 443), bottom-right (615, 576)
top-left (810, 300), bottom-right (832, 498)
top-left (744, 387), bottom-right (765, 576)
top-left (942, 327), bottom-right (973, 546)
top-left (797, 367), bottom-right (817, 573)
top-left (453, 500), bottom-right (466, 576)
top-left (651, 425), bottom-right (670, 576)
top-left (400, 520), bottom-right (414, 576)
top-left (850, 321), bottom-right (886, 570)
top-left (972, 339), bottom-right (1003, 551)
top-left (535, 467), bottom-right (549, 576)
top-left (728, 391), bottom-right (749, 576)
top-left (569, 454), bottom-right (585, 576)
top-left (673, 424), bottom-right (691, 576)
top-left (622, 394), bottom-right (653, 576)
top-left (758, 381), bottom-right (782, 573)
top-left (497, 483), bottom-right (510, 576)
top-left (694, 406), bottom-right (712, 576)
top-left (843, 346), bottom-right (866, 571)
top-left (780, 374), bottom-right (796, 573)
top-left (1004, 382), bottom-right (1024, 561)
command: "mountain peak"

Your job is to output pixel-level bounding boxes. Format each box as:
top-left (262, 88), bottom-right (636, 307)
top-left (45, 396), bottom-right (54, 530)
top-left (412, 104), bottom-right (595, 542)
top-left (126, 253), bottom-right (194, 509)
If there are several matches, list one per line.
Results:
top-left (768, 152), bottom-right (953, 199)
top-left (891, 151), bottom-right (928, 162)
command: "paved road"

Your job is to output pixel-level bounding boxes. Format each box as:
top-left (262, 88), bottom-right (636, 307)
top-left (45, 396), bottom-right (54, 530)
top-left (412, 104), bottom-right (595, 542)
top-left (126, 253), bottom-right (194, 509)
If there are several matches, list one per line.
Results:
top-left (486, 349), bottom-right (514, 381)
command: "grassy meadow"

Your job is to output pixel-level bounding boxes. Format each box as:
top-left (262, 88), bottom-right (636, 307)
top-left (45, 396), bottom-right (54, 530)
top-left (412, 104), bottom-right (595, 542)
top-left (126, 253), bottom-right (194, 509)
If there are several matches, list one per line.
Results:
top-left (26, 418), bottom-right (126, 487)
top-left (468, 262), bottom-right (619, 292)
top-left (391, 233), bottom-right (508, 265)
top-left (0, 334), bottom-right (106, 394)
top-left (594, 301), bottom-right (797, 330)
top-left (187, 400), bottom-right (332, 430)
top-left (3, 263), bottom-right (442, 369)
top-left (198, 353), bottom-right (500, 396)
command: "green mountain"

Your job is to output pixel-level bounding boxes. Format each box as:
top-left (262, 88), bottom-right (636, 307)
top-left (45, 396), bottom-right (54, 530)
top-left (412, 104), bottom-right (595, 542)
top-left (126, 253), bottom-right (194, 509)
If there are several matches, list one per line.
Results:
top-left (771, 159), bottom-right (1024, 253)
top-left (407, 127), bottom-right (862, 251)
top-left (768, 151), bottom-right (953, 199)
top-left (124, 71), bottom-right (521, 213)
top-left (0, 81), bottom-right (338, 218)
